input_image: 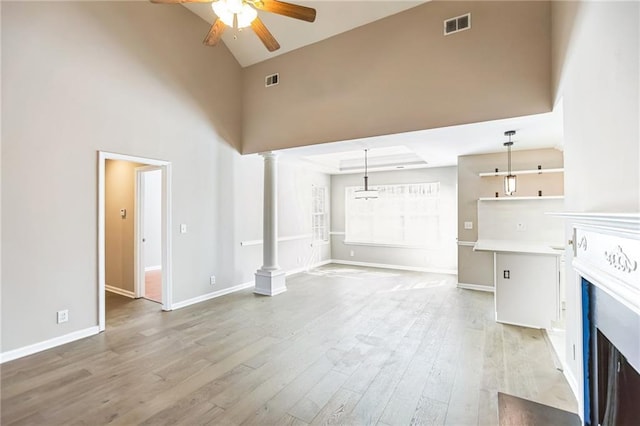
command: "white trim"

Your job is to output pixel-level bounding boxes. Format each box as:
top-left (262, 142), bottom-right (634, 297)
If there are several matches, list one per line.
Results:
top-left (145, 265), bottom-right (162, 272)
top-left (342, 241), bottom-right (437, 250)
top-left (496, 318), bottom-right (544, 330)
top-left (105, 285), bottom-right (135, 298)
top-left (563, 366), bottom-right (580, 413)
top-left (331, 259), bottom-right (457, 275)
top-left (240, 234), bottom-right (313, 247)
top-left (457, 282), bottom-right (495, 293)
top-left (329, 231), bottom-right (346, 236)
top-left (98, 151), bottom-right (173, 332)
top-left (0, 326), bottom-right (100, 364)
top-left (171, 281), bottom-right (254, 310)
top-left (457, 240), bottom-right (476, 247)
top-left (548, 212), bottom-right (640, 235)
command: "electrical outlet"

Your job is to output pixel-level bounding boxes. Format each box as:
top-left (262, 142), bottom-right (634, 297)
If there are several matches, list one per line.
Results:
top-left (464, 221), bottom-right (473, 230)
top-left (57, 310), bottom-right (69, 324)
top-left (516, 223), bottom-right (526, 231)
top-left (350, 250), bottom-right (355, 257)
top-left (210, 275), bottom-right (216, 285)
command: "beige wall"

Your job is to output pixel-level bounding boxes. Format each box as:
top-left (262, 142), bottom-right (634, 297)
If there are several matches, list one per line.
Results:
top-left (457, 148), bottom-right (564, 287)
top-left (1, 1), bottom-right (245, 352)
top-left (105, 160), bottom-right (143, 293)
top-left (551, 0), bottom-right (639, 399)
top-left (242, 1), bottom-right (552, 154)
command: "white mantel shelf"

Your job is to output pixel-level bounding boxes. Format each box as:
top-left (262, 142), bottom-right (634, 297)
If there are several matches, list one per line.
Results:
top-left (474, 239), bottom-right (564, 255)
top-left (547, 212), bottom-right (640, 234)
top-left (479, 168), bottom-right (564, 177)
top-left (552, 212), bottom-right (640, 315)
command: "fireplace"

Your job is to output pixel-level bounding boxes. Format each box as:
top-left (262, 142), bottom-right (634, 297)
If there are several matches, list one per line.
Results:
top-left (557, 213), bottom-right (640, 426)
top-left (583, 278), bottom-right (640, 425)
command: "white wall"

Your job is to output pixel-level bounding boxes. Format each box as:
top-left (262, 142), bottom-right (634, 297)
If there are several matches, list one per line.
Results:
top-left (552, 0), bottom-right (639, 406)
top-left (0, 2), bottom-right (330, 355)
top-left (331, 167), bottom-right (457, 273)
top-left (143, 169), bottom-right (162, 270)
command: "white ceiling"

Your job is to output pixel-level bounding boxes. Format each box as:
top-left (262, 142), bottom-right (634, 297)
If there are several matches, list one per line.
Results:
top-left (182, 1), bottom-right (563, 174)
top-left (277, 108), bottom-right (564, 174)
top-left (183, 1), bottom-right (428, 67)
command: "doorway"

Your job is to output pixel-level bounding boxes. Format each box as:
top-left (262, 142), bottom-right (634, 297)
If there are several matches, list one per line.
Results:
top-left (136, 166), bottom-right (163, 304)
top-left (98, 152), bottom-right (172, 332)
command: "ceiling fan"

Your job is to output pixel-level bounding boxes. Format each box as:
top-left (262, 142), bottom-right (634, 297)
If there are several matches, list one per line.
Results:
top-left (151, 0), bottom-right (317, 52)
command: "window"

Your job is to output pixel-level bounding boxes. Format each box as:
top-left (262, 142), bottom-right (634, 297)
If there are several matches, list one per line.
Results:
top-left (312, 186), bottom-right (329, 242)
top-left (345, 182), bottom-right (440, 247)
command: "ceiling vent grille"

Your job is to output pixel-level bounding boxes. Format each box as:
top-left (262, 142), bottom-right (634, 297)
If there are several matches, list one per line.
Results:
top-left (265, 73), bottom-right (279, 87)
top-left (444, 13), bottom-right (471, 36)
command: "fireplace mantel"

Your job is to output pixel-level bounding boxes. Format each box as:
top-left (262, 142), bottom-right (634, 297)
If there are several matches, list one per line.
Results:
top-left (550, 212), bottom-right (640, 316)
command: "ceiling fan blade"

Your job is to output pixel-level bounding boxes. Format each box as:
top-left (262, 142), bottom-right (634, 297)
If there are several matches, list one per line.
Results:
top-left (252, 0), bottom-right (316, 23)
top-left (150, 0), bottom-right (210, 3)
top-left (203, 19), bottom-right (226, 46)
top-left (251, 18), bottom-right (280, 52)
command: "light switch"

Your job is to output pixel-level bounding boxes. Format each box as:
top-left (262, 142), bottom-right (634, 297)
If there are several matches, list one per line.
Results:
top-left (180, 224), bottom-right (187, 234)
top-left (120, 208), bottom-right (126, 218)
top-left (464, 221), bottom-right (473, 230)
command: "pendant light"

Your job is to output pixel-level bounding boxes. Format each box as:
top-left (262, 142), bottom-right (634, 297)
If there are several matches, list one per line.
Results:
top-left (503, 130), bottom-right (517, 195)
top-left (354, 149), bottom-right (378, 200)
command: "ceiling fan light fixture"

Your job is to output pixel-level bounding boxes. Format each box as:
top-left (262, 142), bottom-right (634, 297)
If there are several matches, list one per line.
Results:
top-left (212, 0), bottom-right (257, 29)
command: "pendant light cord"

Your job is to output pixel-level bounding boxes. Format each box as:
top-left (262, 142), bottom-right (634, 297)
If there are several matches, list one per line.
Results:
top-left (364, 149), bottom-right (369, 191)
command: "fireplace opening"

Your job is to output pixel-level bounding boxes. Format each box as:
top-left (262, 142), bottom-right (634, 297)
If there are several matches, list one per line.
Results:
top-left (584, 278), bottom-right (640, 426)
top-left (592, 329), bottom-right (640, 426)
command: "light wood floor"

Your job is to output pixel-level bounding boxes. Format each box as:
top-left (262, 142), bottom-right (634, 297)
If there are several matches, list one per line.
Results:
top-left (1, 265), bottom-right (577, 425)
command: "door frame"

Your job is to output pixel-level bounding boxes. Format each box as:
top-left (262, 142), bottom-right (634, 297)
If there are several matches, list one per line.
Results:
top-left (135, 165), bottom-right (162, 301)
top-left (98, 151), bottom-right (173, 332)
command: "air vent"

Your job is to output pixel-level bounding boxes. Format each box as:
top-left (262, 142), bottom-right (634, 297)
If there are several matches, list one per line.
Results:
top-left (265, 73), bottom-right (279, 87)
top-left (444, 13), bottom-right (471, 36)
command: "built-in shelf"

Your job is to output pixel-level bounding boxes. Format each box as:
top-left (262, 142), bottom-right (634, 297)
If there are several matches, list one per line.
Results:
top-left (478, 196), bottom-right (565, 201)
top-left (478, 167), bottom-right (564, 177)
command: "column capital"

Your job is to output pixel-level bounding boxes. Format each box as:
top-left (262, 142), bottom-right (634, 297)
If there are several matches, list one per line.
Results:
top-left (260, 151), bottom-right (279, 160)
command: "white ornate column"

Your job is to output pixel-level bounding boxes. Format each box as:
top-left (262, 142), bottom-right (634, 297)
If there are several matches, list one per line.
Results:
top-left (254, 151), bottom-right (287, 296)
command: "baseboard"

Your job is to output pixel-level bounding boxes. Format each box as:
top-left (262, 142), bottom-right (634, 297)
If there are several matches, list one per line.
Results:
top-left (105, 285), bottom-right (135, 298)
top-left (457, 282), bottom-right (495, 293)
top-left (0, 326), bottom-right (100, 364)
top-left (171, 281), bottom-right (254, 310)
top-left (144, 265), bottom-right (162, 272)
top-left (286, 259), bottom-right (333, 276)
top-left (563, 364), bottom-right (580, 408)
top-left (330, 259), bottom-right (457, 275)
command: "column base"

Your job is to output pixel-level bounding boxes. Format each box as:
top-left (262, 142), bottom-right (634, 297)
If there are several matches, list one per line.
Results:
top-left (254, 269), bottom-right (287, 296)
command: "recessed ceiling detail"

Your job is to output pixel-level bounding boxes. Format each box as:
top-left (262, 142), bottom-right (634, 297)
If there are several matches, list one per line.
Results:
top-left (277, 108), bottom-right (564, 175)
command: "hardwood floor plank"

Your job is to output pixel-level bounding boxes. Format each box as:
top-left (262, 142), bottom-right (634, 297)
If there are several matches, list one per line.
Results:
top-left (308, 388), bottom-right (363, 425)
top-left (1, 266), bottom-right (577, 426)
top-left (287, 369), bottom-right (350, 423)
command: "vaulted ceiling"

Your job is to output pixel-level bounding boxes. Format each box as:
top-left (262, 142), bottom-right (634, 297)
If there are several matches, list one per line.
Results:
top-left (181, 1), bottom-right (562, 171)
top-left (183, 1), bottom-right (428, 67)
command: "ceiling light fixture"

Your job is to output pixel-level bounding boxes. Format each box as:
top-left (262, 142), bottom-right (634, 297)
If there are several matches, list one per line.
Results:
top-left (355, 149), bottom-right (378, 200)
top-left (212, 0), bottom-right (258, 29)
top-left (503, 130), bottom-right (517, 196)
